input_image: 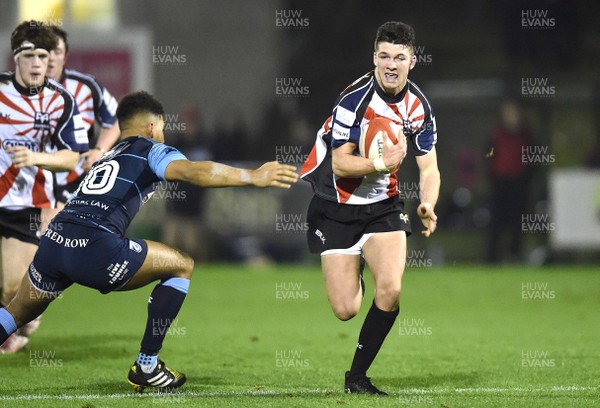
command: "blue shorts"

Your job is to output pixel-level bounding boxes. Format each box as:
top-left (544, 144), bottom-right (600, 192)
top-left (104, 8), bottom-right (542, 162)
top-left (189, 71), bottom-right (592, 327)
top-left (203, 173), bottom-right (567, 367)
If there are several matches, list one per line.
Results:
top-left (28, 221), bottom-right (148, 296)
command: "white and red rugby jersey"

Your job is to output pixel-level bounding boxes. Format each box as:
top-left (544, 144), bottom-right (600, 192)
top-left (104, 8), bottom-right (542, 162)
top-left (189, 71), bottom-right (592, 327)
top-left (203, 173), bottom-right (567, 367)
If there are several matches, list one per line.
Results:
top-left (300, 71), bottom-right (437, 205)
top-left (0, 72), bottom-right (88, 209)
top-left (54, 68), bottom-right (118, 187)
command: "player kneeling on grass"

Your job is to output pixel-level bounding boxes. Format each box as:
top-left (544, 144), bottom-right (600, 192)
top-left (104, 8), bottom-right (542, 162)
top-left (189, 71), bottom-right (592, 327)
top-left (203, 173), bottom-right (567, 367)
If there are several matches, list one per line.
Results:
top-left (0, 91), bottom-right (298, 392)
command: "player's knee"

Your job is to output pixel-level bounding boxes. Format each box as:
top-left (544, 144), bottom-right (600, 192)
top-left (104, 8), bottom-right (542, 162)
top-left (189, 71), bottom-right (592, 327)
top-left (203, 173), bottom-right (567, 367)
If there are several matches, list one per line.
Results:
top-left (176, 251), bottom-right (194, 279)
top-left (332, 302), bottom-right (360, 321)
top-left (375, 284), bottom-right (401, 309)
top-left (1, 286), bottom-right (19, 306)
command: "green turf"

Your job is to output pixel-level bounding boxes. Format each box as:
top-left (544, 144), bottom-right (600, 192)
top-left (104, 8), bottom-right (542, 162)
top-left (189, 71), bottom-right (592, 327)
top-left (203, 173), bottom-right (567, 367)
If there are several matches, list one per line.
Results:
top-left (1, 265), bottom-right (599, 407)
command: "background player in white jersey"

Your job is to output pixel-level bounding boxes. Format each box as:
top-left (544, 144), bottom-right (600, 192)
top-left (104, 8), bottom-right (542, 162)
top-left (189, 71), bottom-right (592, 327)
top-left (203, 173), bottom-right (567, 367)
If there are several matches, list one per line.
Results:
top-left (0, 21), bottom-right (88, 353)
top-left (38, 26), bottom-right (121, 235)
top-left (0, 91), bottom-right (298, 391)
top-left (300, 21), bottom-right (440, 394)
top-left (46, 26), bottom-right (120, 186)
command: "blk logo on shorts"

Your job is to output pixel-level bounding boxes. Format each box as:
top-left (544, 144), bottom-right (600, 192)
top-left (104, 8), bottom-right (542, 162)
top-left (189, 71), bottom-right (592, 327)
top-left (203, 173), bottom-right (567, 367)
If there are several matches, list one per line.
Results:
top-left (315, 229), bottom-right (326, 244)
top-left (400, 214), bottom-right (409, 223)
top-left (33, 111), bottom-right (51, 131)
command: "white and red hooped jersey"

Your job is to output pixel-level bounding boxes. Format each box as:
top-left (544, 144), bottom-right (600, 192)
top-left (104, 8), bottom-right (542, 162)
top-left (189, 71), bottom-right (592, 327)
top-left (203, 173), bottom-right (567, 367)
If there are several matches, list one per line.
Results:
top-left (300, 71), bottom-right (437, 205)
top-left (0, 72), bottom-right (88, 209)
top-left (54, 68), bottom-right (118, 187)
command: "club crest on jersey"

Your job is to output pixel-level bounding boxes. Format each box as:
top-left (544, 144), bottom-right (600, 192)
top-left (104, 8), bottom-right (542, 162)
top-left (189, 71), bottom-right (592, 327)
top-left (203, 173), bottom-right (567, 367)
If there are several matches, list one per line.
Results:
top-left (33, 111), bottom-right (51, 131)
top-left (129, 241), bottom-right (143, 253)
top-left (402, 119), bottom-right (413, 137)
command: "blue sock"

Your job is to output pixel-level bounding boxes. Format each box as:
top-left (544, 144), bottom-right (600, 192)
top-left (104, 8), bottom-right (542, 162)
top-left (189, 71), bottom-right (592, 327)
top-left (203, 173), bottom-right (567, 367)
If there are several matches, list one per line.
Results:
top-left (139, 277), bottom-right (190, 358)
top-left (137, 352), bottom-right (158, 373)
top-left (0, 308), bottom-right (18, 343)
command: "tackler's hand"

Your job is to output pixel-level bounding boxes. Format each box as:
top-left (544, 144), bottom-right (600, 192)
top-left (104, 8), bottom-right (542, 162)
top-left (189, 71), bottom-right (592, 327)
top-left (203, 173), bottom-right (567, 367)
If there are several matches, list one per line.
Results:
top-left (252, 161), bottom-right (299, 189)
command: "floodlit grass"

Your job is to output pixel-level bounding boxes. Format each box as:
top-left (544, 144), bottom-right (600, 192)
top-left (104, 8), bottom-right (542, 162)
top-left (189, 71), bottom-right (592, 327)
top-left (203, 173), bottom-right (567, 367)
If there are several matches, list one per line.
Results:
top-left (1, 265), bottom-right (598, 407)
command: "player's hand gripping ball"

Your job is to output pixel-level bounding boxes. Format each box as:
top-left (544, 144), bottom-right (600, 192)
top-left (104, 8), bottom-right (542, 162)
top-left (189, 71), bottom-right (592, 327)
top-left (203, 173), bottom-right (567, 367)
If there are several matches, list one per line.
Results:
top-left (359, 117), bottom-right (405, 172)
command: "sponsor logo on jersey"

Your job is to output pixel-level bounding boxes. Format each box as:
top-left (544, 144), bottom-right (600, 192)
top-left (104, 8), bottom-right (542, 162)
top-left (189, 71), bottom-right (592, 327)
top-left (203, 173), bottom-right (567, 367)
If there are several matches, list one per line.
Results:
top-left (33, 111), bottom-right (51, 131)
top-left (42, 228), bottom-right (90, 248)
top-left (2, 139), bottom-right (41, 152)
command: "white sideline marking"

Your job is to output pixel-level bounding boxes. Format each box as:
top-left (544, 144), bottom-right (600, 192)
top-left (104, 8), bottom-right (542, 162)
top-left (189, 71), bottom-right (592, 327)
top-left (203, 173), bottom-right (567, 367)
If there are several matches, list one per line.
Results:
top-left (0, 386), bottom-right (597, 401)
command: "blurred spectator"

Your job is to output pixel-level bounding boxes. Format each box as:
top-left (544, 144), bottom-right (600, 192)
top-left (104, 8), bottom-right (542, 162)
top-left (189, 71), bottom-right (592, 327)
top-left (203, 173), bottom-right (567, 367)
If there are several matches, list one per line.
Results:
top-left (162, 103), bottom-right (212, 260)
top-left (486, 99), bottom-right (534, 263)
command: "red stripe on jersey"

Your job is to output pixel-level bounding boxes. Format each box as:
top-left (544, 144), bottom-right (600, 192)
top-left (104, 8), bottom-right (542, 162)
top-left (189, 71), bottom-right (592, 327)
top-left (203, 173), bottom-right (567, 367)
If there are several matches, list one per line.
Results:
top-left (364, 106), bottom-right (376, 121)
top-left (37, 89), bottom-right (45, 111)
top-left (300, 145), bottom-right (317, 177)
top-left (19, 92), bottom-right (37, 114)
top-left (300, 116), bottom-right (332, 178)
top-left (0, 92), bottom-right (33, 118)
top-left (47, 90), bottom-right (61, 109)
top-left (408, 97), bottom-right (422, 117)
top-left (0, 165), bottom-right (20, 202)
top-left (16, 126), bottom-right (36, 136)
top-left (0, 117), bottom-right (33, 125)
top-left (336, 177), bottom-right (362, 204)
top-left (386, 103), bottom-right (405, 121)
top-left (73, 81), bottom-right (84, 98)
top-left (48, 103), bottom-right (65, 116)
top-left (65, 169), bottom-right (80, 183)
top-left (387, 169), bottom-right (399, 198)
top-left (79, 93), bottom-right (93, 106)
top-left (31, 167), bottom-right (50, 207)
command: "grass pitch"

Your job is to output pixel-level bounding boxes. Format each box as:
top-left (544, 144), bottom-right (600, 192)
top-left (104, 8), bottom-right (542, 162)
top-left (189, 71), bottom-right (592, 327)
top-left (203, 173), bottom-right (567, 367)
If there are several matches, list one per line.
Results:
top-left (0, 264), bottom-right (598, 407)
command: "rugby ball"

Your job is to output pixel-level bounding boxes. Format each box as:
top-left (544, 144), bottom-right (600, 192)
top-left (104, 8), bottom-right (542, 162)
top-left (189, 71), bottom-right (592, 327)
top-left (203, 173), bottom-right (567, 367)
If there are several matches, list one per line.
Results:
top-left (358, 117), bottom-right (401, 159)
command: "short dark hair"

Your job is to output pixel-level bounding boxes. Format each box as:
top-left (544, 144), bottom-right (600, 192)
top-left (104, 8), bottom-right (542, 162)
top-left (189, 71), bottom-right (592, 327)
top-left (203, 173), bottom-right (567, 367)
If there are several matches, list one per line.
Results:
top-left (374, 21), bottom-right (415, 51)
top-left (49, 25), bottom-right (69, 54)
top-left (11, 20), bottom-right (57, 53)
top-left (116, 91), bottom-right (165, 126)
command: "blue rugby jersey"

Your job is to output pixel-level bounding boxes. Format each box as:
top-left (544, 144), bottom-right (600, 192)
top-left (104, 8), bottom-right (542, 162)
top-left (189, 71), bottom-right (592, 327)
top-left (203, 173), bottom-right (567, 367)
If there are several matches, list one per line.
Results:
top-left (57, 136), bottom-right (186, 235)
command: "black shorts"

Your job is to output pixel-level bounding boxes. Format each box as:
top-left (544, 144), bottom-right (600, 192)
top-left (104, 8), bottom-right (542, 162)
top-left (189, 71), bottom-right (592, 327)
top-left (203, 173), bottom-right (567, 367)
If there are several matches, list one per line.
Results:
top-left (29, 221), bottom-right (148, 296)
top-left (306, 195), bottom-right (411, 255)
top-left (0, 207), bottom-right (42, 245)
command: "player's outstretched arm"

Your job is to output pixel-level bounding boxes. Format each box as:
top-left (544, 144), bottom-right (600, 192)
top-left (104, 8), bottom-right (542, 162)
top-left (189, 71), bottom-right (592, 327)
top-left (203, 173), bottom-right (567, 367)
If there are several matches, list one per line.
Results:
top-left (164, 160), bottom-right (299, 189)
top-left (6, 146), bottom-right (80, 172)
